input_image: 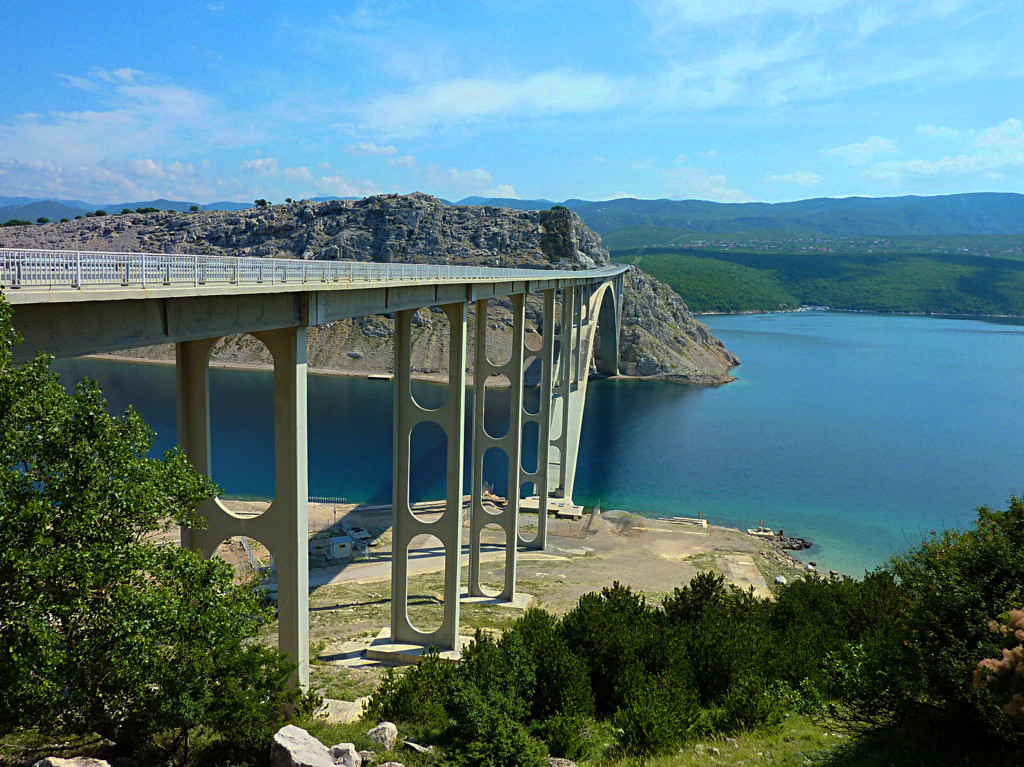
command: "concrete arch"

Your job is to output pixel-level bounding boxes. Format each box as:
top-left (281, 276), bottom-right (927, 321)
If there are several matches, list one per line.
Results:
top-left (176, 326), bottom-right (309, 689)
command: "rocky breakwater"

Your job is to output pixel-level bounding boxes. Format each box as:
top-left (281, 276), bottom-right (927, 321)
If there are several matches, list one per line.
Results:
top-left (0, 193), bottom-right (737, 384)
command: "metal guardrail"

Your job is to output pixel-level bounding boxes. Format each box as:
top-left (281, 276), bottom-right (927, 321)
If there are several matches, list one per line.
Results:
top-left (0, 248), bottom-right (623, 292)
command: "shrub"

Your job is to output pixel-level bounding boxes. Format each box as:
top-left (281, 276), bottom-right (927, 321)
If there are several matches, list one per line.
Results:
top-left (713, 674), bottom-right (784, 734)
top-left (613, 680), bottom-right (700, 756)
top-left (513, 609), bottom-right (594, 719)
top-left (536, 713), bottom-right (595, 761)
top-left (974, 608), bottom-right (1024, 731)
top-left (363, 649), bottom-right (457, 732)
top-left (0, 297), bottom-right (302, 761)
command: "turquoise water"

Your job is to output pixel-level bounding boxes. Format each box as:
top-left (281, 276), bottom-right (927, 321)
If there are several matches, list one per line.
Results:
top-left (51, 312), bottom-right (1024, 575)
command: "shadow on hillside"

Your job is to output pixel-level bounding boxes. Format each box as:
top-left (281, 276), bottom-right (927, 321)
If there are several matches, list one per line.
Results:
top-left (819, 717), bottom-right (1023, 767)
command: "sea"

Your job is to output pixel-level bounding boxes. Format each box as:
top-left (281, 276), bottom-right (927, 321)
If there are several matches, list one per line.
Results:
top-left (50, 311), bottom-right (1024, 576)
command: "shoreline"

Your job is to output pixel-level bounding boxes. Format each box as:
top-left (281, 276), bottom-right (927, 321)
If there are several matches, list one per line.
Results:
top-left (697, 306), bottom-right (1024, 320)
top-left (84, 352), bottom-right (736, 387)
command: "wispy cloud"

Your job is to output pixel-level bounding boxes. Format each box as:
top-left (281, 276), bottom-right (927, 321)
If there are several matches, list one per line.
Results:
top-left (826, 136), bottom-right (897, 165)
top-left (358, 69), bottom-right (629, 136)
top-left (663, 166), bottom-right (749, 202)
top-left (862, 118), bottom-right (1024, 186)
top-left (764, 171), bottom-right (824, 186)
top-left (917, 124), bottom-right (962, 140)
top-left (347, 141), bottom-right (397, 157)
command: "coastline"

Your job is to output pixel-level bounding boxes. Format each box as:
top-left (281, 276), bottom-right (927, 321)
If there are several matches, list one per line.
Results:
top-left (86, 352), bottom-right (738, 387)
top-left (697, 305), bottom-right (1024, 320)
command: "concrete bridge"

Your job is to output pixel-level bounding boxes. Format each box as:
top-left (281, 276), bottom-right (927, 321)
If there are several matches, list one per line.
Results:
top-left (1, 248), bottom-right (627, 686)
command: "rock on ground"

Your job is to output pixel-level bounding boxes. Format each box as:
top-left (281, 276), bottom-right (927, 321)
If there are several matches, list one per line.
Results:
top-left (330, 743), bottom-right (361, 767)
top-left (366, 722), bottom-right (398, 751)
top-left (32, 759), bottom-right (111, 767)
top-left (270, 724), bottom-right (335, 767)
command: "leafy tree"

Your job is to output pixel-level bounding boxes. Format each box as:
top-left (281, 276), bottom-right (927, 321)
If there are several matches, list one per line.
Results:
top-left (0, 296), bottom-right (301, 760)
top-left (94, 209), bottom-right (107, 216)
top-left (189, 205), bottom-right (199, 212)
top-left (121, 208), bottom-right (133, 215)
top-left (36, 217), bottom-right (49, 224)
top-left (60, 218), bottom-right (69, 223)
top-left (254, 198), bottom-right (270, 208)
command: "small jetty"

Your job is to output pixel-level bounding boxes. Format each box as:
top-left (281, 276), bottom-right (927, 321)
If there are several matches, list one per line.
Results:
top-left (746, 522), bottom-right (812, 551)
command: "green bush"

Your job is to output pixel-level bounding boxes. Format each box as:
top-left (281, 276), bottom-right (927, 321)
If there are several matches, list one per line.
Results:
top-left (364, 649), bottom-right (457, 732)
top-left (613, 680), bottom-right (700, 756)
top-left (713, 674), bottom-right (784, 734)
top-left (829, 498), bottom-right (1024, 743)
top-left (536, 712), bottom-right (595, 761)
top-left (0, 297), bottom-right (302, 761)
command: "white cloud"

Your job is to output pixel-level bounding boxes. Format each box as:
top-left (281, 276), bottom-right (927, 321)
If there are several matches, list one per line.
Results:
top-left (389, 154), bottom-right (416, 168)
top-left (347, 141), bottom-right (397, 156)
top-left (917, 124), bottom-right (961, 140)
top-left (358, 69), bottom-right (629, 135)
top-left (825, 136), bottom-right (897, 164)
top-left (861, 118), bottom-right (1024, 186)
top-left (483, 184), bottom-right (518, 198)
top-left (764, 171), bottom-right (824, 186)
top-left (663, 166), bottom-right (749, 202)
top-left (422, 165), bottom-right (493, 189)
top-left (240, 157), bottom-right (280, 175)
top-left (284, 165), bottom-right (313, 182)
top-left (313, 175), bottom-right (378, 197)
top-left (640, 0), bottom-right (854, 26)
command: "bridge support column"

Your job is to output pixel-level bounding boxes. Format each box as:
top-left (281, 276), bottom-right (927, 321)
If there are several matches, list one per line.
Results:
top-left (549, 286), bottom-right (579, 497)
top-left (518, 288), bottom-right (555, 550)
top-left (175, 328), bottom-right (310, 688)
top-left (469, 294), bottom-right (526, 598)
top-left (392, 303), bottom-right (467, 649)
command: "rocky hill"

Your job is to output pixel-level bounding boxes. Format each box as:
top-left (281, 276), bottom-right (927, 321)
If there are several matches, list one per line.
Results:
top-left (0, 193), bottom-right (738, 384)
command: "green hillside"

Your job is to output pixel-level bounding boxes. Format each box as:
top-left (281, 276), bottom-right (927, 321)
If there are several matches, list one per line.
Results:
top-left (628, 248), bottom-right (1024, 315)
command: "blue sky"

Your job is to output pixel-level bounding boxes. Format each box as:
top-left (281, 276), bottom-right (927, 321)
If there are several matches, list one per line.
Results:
top-left (1, 0), bottom-right (1022, 204)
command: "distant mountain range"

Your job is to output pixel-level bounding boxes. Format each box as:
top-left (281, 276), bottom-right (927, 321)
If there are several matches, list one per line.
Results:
top-left (4, 192), bottom-right (1024, 239)
top-left (456, 193), bottom-right (1024, 238)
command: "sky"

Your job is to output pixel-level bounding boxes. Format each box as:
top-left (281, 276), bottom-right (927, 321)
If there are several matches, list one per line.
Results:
top-left (1, 0), bottom-right (1022, 205)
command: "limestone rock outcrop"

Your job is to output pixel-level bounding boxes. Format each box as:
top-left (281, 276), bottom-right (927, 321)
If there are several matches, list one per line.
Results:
top-left (0, 194), bottom-right (737, 384)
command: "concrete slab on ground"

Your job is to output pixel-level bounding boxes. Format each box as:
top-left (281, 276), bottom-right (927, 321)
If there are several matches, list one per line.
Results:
top-left (723, 554), bottom-right (771, 598)
top-left (461, 590), bottom-right (535, 609)
top-left (364, 628), bottom-right (472, 664)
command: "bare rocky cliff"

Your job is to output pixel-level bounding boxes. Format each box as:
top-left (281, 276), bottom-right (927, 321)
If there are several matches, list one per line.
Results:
top-left (0, 193), bottom-right (738, 383)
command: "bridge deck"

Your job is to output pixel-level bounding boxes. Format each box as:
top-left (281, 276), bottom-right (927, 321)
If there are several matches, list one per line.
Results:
top-left (0, 248), bottom-right (625, 305)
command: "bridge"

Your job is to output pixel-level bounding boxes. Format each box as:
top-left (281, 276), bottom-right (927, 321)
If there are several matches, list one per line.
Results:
top-left (1, 248), bottom-right (628, 686)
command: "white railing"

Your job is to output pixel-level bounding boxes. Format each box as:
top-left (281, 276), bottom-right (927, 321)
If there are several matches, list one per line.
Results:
top-left (0, 248), bottom-right (623, 292)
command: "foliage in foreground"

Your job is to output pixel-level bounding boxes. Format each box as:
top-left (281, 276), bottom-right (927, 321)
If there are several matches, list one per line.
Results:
top-left (0, 296), bottom-right (303, 764)
top-left (367, 498), bottom-right (1024, 765)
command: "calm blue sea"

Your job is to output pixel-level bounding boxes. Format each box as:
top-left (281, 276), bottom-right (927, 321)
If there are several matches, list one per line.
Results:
top-left (51, 311), bottom-right (1024, 576)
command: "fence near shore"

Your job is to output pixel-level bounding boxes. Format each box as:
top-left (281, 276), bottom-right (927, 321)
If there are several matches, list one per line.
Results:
top-left (308, 495), bottom-right (348, 505)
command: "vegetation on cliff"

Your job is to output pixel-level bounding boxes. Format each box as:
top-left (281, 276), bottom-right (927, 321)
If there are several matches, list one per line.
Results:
top-left (627, 247), bottom-right (1024, 315)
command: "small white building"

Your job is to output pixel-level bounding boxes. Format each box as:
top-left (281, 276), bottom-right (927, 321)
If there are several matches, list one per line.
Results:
top-left (329, 535), bottom-right (354, 559)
